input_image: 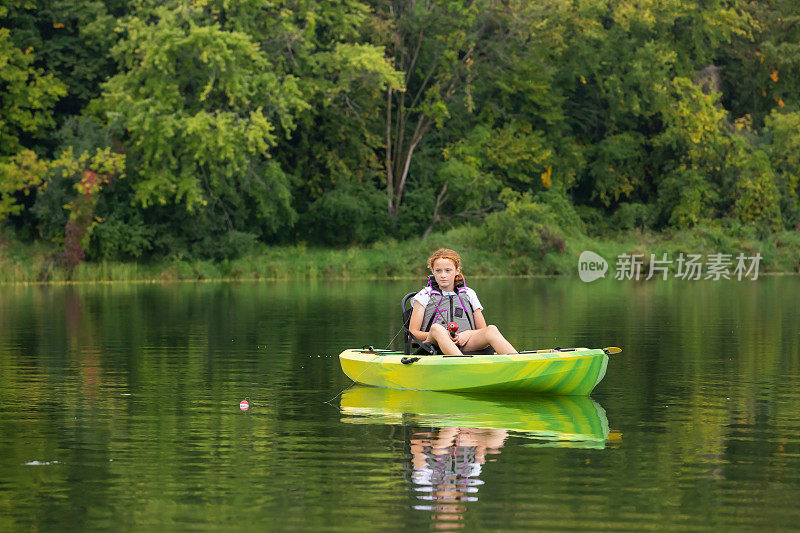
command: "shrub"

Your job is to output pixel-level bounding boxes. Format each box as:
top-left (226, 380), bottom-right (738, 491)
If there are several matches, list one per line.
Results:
top-left (89, 213), bottom-right (153, 261)
top-left (611, 202), bottom-right (656, 232)
top-left (481, 189), bottom-right (582, 258)
top-left (732, 150), bottom-right (782, 236)
top-left (574, 205), bottom-right (610, 236)
top-left (300, 185), bottom-right (390, 245)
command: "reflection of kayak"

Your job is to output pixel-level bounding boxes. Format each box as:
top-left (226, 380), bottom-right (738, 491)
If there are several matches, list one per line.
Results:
top-left (338, 347), bottom-right (612, 395)
top-left (340, 387), bottom-right (610, 448)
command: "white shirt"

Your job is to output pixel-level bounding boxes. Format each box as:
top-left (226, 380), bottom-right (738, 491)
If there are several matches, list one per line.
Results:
top-left (412, 286), bottom-right (483, 311)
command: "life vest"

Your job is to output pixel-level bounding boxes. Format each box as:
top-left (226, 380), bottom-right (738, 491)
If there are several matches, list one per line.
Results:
top-left (421, 275), bottom-right (476, 333)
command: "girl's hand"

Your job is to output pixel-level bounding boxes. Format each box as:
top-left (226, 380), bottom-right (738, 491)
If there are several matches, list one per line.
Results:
top-left (454, 330), bottom-right (474, 347)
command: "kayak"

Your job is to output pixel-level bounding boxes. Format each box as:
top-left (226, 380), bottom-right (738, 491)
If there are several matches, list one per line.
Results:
top-left (338, 347), bottom-right (618, 395)
top-left (340, 387), bottom-right (613, 448)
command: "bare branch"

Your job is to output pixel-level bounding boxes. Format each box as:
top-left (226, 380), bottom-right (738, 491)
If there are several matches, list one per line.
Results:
top-left (385, 87), bottom-right (394, 212)
top-left (422, 181), bottom-right (448, 238)
top-left (394, 87), bottom-right (407, 174)
top-left (384, 1), bottom-right (494, 216)
top-left (396, 108), bottom-right (434, 202)
top-left (406, 27), bottom-right (425, 79)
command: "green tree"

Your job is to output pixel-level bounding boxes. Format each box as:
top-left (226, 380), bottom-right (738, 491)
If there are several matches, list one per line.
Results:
top-left (719, 0), bottom-right (800, 126)
top-left (652, 78), bottom-right (729, 227)
top-left (0, 149), bottom-right (49, 222)
top-left (765, 109), bottom-right (800, 227)
top-left (95, 4), bottom-right (308, 239)
top-left (373, 0), bottom-right (518, 217)
top-left (3, 0), bottom-right (124, 120)
top-left (0, 11), bottom-right (66, 222)
top-left (91, 1), bottom-right (402, 250)
top-left (239, 0), bottom-right (403, 244)
top-left (731, 148), bottom-right (782, 233)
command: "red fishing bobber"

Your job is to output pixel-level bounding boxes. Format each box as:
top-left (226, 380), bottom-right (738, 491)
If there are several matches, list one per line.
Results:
top-left (239, 400), bottom-right (250, 411)
top-left (448, 322), bottom-right (458, 337)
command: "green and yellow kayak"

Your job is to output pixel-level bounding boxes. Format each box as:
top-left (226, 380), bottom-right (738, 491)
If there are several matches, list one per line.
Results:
top-left (340, 387), bottom-right (613, 448)
top-left (338, 347), bottom-right (618, 395)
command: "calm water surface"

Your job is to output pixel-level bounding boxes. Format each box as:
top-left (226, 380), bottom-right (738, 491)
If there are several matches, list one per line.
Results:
top-left (1, 277), bottom-right (799, 530)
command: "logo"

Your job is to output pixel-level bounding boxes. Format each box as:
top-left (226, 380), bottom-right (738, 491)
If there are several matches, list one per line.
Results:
top-left (578, 251), bottom-right (608, 282)
top-left (577, 251), bottom-right (760, 282)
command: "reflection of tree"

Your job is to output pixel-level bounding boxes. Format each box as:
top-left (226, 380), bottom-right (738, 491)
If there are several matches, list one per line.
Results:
top-left (406, 426), bottom-right (508, 528)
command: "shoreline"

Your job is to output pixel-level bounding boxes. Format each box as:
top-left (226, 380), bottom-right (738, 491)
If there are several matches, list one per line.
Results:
top-left (0, 270), bottom-right (797, 287)
top-left (2, 225), bottom-right (798, 285)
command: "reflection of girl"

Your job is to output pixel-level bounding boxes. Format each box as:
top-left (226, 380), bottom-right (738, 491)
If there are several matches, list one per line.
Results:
top-left (408, 427), bottom-right (508, 520)
top-left (408, 249), bottom-right (517, 356)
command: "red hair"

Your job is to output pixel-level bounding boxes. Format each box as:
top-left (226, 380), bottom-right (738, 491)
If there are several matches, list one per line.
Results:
top-left (427, 248), bottom-right (464, 284)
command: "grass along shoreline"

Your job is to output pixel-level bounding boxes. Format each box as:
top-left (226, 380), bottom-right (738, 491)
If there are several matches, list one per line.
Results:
top-left (1, 225), bottom-right (799, 284)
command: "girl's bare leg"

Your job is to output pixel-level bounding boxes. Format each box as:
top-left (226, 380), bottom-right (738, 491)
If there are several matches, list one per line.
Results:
top-left (462, 325), bottom-right (517, 354)
top-left (427, 323), bottom-right (463, 355)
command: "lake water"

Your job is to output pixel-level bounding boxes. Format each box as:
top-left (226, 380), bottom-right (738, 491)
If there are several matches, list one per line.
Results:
top-left (1, 277), bottom-right (798, 531)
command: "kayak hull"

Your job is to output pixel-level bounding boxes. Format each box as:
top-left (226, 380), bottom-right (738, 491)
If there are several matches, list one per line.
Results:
top-left (338, 348), bottom-right (609, 395)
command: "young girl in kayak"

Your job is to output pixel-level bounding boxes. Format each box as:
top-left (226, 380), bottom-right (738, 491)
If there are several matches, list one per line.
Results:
top-left (408, 248), bottom-right (518, 356)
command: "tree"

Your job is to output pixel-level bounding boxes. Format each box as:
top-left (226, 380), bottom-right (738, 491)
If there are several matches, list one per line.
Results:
top-left (719, 0), bottom-right (800, 126)
top-left (95, 4), bottom-right (309, 238)
top-left (3, 0), bottom-right (125, 120)
top-left (233, 0), bottom-right (403, 244)
top-left (91, 1), bottom-right (402, 250)
top-left (0, 14), bottom-right (66, 222)
top-left (765, 110), bottom-right (800, 227)
top-left (372, 0), bottom-right (514, 217)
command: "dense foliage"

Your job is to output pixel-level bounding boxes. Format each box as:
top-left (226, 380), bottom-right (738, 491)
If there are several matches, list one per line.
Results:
top-left (1, 0), bottom-right (799, 264)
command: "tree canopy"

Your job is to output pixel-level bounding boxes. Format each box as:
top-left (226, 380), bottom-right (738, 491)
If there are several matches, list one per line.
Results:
top-left (1, 0), bottom-right (799, 262)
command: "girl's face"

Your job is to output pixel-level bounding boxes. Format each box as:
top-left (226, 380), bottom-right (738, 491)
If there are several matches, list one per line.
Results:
top-left (431, 258), bottom-right (460, 291)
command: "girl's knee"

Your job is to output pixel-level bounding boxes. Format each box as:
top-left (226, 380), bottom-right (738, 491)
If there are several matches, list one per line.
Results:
top-left (430, 323), bottom-right (446, 334)
top-left (429, 323), bottom-right (447, 339)
top-left (486, 324), bottom-right (499, 334)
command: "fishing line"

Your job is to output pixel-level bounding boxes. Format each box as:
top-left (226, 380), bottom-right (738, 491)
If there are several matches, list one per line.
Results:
top-left (323, 352), bottom-right (381, 405)
top-left (324, 324), bottom-right (408, 406)
top-left (384, 326), bottom-right (404, 350)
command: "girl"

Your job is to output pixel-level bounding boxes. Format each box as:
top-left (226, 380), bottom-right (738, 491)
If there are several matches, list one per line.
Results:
top-left (408, 248), bottom-right (518, 356)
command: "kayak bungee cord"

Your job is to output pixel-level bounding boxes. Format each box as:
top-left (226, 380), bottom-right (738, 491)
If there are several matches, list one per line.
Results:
top-left (324, 326), bottom-right (406, 405)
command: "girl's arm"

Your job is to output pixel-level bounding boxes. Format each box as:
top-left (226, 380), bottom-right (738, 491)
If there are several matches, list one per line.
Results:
top-left (409, 301), bottom-right (429, 341)
top-left (473, 309), bottom-right (487, 329)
